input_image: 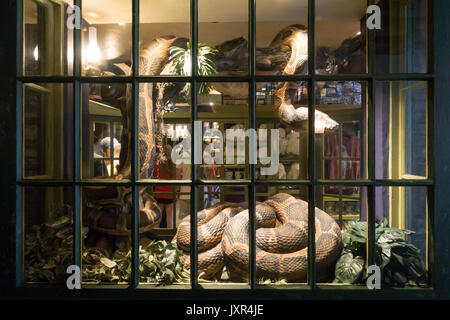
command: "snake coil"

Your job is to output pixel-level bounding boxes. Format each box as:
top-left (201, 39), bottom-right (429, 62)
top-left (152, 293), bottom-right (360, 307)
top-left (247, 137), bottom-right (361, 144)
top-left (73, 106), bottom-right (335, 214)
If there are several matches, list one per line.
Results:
top-left (173, 193), bottom-right (343, 282)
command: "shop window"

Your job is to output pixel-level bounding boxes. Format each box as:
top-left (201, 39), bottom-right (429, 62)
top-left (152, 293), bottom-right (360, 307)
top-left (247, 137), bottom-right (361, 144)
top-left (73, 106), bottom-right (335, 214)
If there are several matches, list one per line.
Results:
top-left (18, 0), bottom-right (432, 291)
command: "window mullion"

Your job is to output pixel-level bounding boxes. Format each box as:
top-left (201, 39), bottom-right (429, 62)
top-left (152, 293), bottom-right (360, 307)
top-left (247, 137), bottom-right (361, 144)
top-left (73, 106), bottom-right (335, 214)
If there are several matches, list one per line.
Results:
top-left (15, 83), bottom-right (23, 287)
top-left (367, 0), bottom-right (377, 269)
top-left (248, 0), bottom-right (256, 289)
top-left (427, 0), bottom-right (435, 287)
top-left (427, 79), bottom-right (435, 286)
top-left (15, 0), bottom-right (24, 287)
top-left (72, 0), bottom-right (82, 274)
top-left (131, 0), bottom-right (140, 288)
top-left (190, 0), bottom-right (199, 289)
top-left (307, 0), bottom-right (316, 288)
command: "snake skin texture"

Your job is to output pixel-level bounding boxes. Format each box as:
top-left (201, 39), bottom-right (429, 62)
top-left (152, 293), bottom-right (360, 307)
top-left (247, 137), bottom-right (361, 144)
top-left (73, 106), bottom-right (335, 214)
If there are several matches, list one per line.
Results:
top-left (174, 193), bottom-right (343, 282)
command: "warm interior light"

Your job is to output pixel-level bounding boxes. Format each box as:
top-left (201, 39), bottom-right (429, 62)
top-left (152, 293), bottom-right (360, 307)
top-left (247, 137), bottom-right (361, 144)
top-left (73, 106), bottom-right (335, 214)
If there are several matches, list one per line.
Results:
top-left (356, 31), bottom-right (362, 36)
top-left (86, 27), bottom-right (102, 65)
top-left (33, 45), bottom-right (38, 61)
top-left (118, 21), bottom-right (125, 27)
top-left (87, 12), bottom-right (99, 18)
top-left (67, 41), bottom-right (73, 65)
top-left (105, 47), bottom-right (119, 59)
top-left (315, 120), bottom-right (326, 134)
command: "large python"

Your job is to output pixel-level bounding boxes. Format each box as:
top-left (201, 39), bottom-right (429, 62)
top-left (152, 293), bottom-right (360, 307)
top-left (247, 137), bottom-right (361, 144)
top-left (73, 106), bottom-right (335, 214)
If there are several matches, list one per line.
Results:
top-left (173, 193), bottom-right (343, 281)
top-left (84, 25), bottom-right (339, 263)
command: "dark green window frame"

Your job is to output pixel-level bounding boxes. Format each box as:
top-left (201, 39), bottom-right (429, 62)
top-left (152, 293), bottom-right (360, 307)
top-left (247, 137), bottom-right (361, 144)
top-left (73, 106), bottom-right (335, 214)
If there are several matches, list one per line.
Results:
top-left (3, 0), bottom-right (450, 299)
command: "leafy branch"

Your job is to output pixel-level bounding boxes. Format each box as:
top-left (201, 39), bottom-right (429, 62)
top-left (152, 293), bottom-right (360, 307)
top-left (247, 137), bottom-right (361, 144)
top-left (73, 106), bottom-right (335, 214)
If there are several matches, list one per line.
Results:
top-left (24, 205), bottom-right (189, 285)
top-left (333, 218), bottom-right (427, 287)
top-left (169, 42), bottom-right (218, 96)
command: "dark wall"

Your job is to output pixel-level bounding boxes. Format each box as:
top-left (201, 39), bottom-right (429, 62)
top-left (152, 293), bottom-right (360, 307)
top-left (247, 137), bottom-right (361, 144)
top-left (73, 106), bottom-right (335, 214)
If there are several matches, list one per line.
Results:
top-left (0, 0), bottom-right (18, 292)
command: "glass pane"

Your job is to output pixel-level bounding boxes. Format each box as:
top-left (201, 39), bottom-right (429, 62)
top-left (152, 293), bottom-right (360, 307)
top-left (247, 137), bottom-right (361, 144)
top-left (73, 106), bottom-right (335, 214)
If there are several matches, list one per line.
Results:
top-left (23, 83), bottom-right (73, 180)
top-left (316, 81), bottom-right (366, 180)
top-left (197, 82), bottom-right (249, 180)
top-left (316, 185), bottom-right (367, 285)
top-left (140, 82), bottom-right (191, 180)
top-left (255, 187), bottom-right (309, 285)
top-left (315, 0), bottom-right (366, 74)
top-left (23, 0), bottom-right (73, 76)
top-left (82, 185), bottom-right (134, 284)
top-left (376, 187), bottom-right (429, 287)
top-left (81, 82), bottom-right (126, 179)
top-left (82, 0), bottom-right (132, 76)
top-left (375, 0), bottom-right (427, 74)
top-left (375, 81), bottom-right (428, 179)
top-left (256, 0), bottom-right (308, 75)
top-left (139, 185), bottom-right (191, 285)
top-left (24, 186), bottom-right (74, 285)
top-left (199, 0), bottom-right (248, 76)
top-left (140, 0), bottom-right (191, 76)
top-left (256, 82), bottom-right (309, 181)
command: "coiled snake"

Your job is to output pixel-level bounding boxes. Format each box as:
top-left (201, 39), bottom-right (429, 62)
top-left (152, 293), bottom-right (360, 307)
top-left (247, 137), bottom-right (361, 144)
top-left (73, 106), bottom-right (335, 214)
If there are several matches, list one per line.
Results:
top-left (173, 193), bottom-right (342, 281)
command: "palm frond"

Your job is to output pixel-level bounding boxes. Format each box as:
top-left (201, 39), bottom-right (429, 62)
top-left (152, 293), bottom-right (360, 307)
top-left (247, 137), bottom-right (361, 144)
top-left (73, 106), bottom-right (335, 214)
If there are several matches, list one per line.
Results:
top-left (168, 41), bottom-right (218, 97)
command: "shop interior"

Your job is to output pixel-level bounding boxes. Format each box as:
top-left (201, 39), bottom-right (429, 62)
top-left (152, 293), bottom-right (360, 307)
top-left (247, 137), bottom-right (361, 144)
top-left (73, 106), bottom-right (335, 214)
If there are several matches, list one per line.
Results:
top-left (22, 0), bottom-right (428, 286)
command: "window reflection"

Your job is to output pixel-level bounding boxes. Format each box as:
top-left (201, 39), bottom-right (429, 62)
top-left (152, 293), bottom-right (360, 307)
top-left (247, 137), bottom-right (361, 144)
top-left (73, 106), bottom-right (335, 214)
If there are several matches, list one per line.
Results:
top-left (375, 0), bottom-right (427, 74)
top-left (375, 81), bottom-right (428, 179)
top-left (23, 83), bottom-right (73, 180)
top-left (23, 0), bottom-right (74, 76)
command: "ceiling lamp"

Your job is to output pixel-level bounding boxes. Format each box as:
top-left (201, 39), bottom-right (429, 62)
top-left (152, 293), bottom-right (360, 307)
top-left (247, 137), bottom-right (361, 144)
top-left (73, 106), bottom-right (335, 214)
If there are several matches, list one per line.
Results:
top-left (86, 27), bottom-right (102, 65)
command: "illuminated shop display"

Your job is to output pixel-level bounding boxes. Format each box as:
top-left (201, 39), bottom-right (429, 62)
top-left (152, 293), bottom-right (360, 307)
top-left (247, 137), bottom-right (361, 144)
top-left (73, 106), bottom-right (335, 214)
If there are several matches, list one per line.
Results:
top-left (8, 0), bottom-right (444, 299)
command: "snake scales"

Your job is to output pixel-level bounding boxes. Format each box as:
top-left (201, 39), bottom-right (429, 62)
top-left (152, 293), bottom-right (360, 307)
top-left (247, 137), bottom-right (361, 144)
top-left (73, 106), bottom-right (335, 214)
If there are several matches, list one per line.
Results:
top-left (173, 193), bottom-right (342, 281)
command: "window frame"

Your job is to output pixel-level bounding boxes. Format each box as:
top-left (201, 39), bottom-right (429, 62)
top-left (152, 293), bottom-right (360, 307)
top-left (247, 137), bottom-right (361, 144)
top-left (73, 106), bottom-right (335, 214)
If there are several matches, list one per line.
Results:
top-left (5, 0), bottom-right (449, 299)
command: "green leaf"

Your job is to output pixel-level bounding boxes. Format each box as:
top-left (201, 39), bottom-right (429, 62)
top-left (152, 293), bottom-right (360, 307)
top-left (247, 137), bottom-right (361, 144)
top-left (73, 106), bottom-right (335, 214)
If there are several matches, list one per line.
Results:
top-left (168, 41), bottom-right (218, 97)
top-left (336, 219), bottom-right (427, 286)
top-left (334, 251), bottom-right (365, 284)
